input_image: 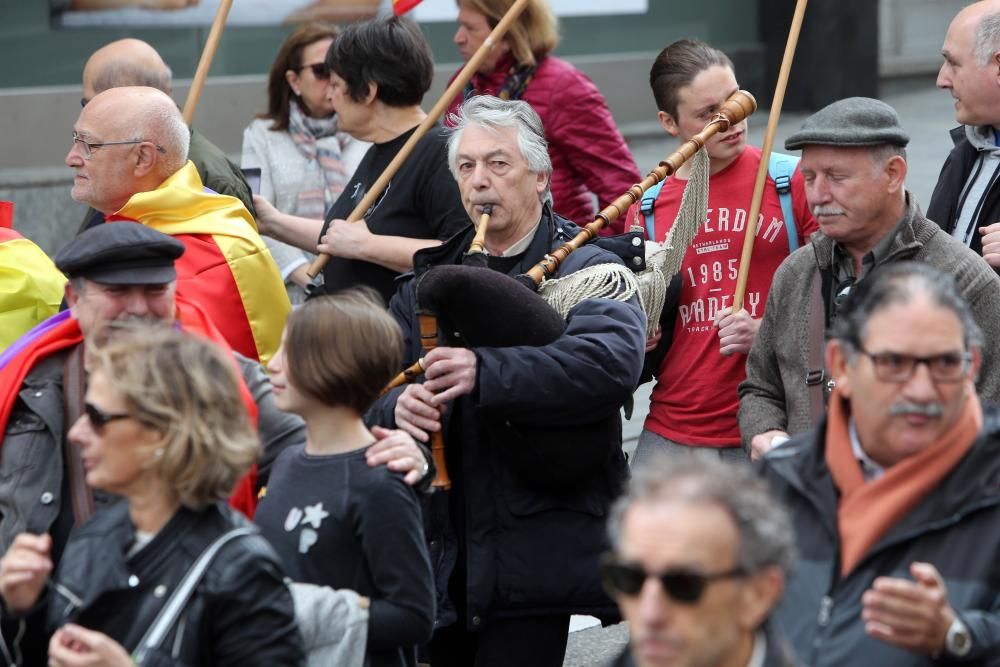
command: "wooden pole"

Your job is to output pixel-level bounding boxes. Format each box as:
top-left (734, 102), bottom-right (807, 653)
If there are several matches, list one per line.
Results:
top-left (182, 0), bottom-right (235, 125)
top-left (731, 0), bottom-right (808, 311)
top-left (307, 0), bottom-right (532, 278)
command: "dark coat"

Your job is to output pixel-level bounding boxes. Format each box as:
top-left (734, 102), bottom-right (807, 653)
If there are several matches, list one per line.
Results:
top-left (759, 404), bottom-right (1000, 666)
top-left (47, 502), bottom-right (303, 667)
top-left (608, 622), bottom-right (799, 667)
top-left (369, 209), bottom-right (647, 630)
top-left (928, 126), bottom-right (1000, 259)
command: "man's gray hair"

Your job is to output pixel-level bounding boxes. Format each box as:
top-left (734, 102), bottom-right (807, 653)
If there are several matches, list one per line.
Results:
top-left (830, 261), bottom-right (984, 353)
top-left (447, 96), bottom-right (553, 201)
top-left (974, 9), bottom-right (1000, 66)
top-left (92, 60), bottom-right (173, 96)
top-left (608, 457), bottom-right (796, 577)
top-left (125, 92), bottom-right (190, 178)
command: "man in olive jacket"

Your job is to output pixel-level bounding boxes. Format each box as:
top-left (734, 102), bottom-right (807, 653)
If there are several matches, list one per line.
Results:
top-left (738, 97), bottom-right (1000, 459)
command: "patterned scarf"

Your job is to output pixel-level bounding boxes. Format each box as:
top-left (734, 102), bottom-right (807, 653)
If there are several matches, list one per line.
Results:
top-left (464, 56), bottom-right (540, 103)
top-left (287, 100), bottom-right (350, 218)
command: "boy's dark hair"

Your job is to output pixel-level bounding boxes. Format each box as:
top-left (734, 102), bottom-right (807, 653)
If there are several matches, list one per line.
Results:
top-left (649, 39), bottom-right (735, 119)
top-left (285, 288), bottom-right (403, 414)
top-left (326, 16), bottom-right (433, 107)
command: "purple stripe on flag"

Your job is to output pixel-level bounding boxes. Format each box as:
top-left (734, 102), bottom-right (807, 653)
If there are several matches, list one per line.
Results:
top-left (0, 310), bottom-right (72, 371)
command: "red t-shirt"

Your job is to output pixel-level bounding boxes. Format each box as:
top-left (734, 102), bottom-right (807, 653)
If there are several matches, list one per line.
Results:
top-left (628, 146), bottom-right (817, 446)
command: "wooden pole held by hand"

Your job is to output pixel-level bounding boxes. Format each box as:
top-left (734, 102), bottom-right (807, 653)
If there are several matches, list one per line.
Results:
top-left (731, 0), bottom-right (808, 312)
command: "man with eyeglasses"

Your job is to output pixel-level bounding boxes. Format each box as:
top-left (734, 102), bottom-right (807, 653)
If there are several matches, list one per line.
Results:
top-left (66, 84), bottom-right (290, 366)
top-left (738, 97), bottom-right (1000, 460)
top-left (759, 262), bottom-right (1000, 665)
top-left (79, 38), bottom-right (254, 217)
top-left (603, 457), bottom-right (797, 667)
top-left (0, 221), bottom-right (433, 665)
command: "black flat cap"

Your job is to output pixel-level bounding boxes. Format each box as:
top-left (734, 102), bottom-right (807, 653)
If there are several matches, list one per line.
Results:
top-left (785, 97), bottom-right (910, 150)
top-left (54, 222), bottom-right (185, 285)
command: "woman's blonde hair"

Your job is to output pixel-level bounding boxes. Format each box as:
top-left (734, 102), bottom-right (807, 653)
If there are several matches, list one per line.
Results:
top-left (88, 324), bottom-right (259, 510)
top-left (459, 0), bottom-right (559, 65)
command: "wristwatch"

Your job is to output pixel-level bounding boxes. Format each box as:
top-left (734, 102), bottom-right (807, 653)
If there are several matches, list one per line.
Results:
top-left (945, 617), bottom-right (972, 657)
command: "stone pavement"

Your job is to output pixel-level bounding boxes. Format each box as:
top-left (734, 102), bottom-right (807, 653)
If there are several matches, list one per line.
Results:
top-left (563, 75), bottom-right (957, 666)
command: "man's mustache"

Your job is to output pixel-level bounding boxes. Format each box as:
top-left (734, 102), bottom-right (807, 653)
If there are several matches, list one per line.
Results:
top-left (889, 402), bottom-right (944, 418)
top-left (813, 205), bottom-right (846, 217)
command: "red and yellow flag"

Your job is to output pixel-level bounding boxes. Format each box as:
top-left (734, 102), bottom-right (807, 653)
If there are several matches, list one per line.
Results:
top-left (393, 0), bottom-right (422, 15)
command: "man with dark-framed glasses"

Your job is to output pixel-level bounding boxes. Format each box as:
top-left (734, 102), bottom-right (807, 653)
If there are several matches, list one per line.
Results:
top-left (603, 457), bottom-right (797, 667)
top-left (761, 262), bottom-right (1000, 665)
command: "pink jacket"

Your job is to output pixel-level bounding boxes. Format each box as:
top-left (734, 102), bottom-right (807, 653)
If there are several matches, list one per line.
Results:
top-left (447, 55), bottom-right (641, 233)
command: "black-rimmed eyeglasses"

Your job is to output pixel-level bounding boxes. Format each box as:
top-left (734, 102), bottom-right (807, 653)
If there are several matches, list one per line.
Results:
top-left (600, 555), bottom-right (747, 604)
top-left (854, 345), bottom-right (973, 383)
top-left (297, 62), bottom-right (331, 80)
top-left (71, 130), bottom-right (166, 160)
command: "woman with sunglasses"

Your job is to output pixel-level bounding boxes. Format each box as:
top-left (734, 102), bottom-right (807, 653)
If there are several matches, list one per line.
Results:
top-left (253, 16), bottom-right (471, 305)
top-left (243, 24), bottom-right (369, 303)
top-left (0, 325), bottom-right (303, 666)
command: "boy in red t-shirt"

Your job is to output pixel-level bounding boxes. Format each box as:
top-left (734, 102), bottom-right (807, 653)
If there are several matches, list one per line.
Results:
top-left (627, 39), bottom-right (817, 463)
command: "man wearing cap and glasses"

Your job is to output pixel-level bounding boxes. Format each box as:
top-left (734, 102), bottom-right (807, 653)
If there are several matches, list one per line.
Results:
top-left (66, 84), bottom-right (290, 366)
top-left (738, 97), bottom-right (1000, 460)
top-left (0, 222), bottom-right (432, 665)
top-left (759, 263), bottom-right (1000, 665)
top-left (603, 457), bottom-right (797, 667)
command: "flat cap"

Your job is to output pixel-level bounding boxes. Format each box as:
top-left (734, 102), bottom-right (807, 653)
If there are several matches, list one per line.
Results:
top-left (54, 221), bottom-right (185, 285)
top-left (785, 97), bottom-right (910, 150)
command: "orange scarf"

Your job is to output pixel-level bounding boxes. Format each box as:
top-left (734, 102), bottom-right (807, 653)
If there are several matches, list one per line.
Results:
top-left (824, 386), bottom-right (981, 575)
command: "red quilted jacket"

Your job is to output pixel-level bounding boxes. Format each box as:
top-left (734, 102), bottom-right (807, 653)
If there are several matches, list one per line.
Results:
top-left (447, 55), bottom-right (641, 233)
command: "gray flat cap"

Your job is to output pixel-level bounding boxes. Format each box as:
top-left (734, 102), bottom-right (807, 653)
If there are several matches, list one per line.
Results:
top-left (55, 221), bottom-right (185, 285)
top-left (785, 97), bottom-right (910, 150)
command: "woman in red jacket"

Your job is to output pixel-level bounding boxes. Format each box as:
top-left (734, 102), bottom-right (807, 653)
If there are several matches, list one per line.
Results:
top-left (447, 0), bottom-right (641, 231)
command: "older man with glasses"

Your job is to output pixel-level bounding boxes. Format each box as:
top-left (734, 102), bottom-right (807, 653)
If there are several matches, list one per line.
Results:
top-left (738, 97), bottom-right (1000, 460)
top-left (603, 457), bottom-right (797, 667)
top-left (65, 85), bottom-right (289, 366)
top-left (760, 262), bottom-right (1000, 666)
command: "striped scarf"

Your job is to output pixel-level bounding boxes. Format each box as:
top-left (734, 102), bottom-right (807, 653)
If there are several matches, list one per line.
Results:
top-left (287, 101), bottom-right (350, 218)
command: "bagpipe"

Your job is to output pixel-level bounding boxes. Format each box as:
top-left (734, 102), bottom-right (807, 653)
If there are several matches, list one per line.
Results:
top-left (396, 90), bottom-right (756, 491)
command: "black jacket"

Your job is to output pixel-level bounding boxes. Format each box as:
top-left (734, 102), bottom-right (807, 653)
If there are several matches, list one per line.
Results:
top-left (46, 502), bottom-right (303, 667)
top-left (759, 404), bottom-right (1000, 666)
top-left (369, 209), bottom-right (647, 630)
top-left (928, 126), bottom-right (1000, 258)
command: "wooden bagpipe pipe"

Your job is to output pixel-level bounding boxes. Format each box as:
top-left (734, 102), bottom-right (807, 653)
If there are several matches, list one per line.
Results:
top-left (391, 90), bottom-right (757, 491)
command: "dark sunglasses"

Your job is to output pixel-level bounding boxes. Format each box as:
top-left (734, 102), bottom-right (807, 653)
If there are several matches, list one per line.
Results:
top-left (600, 555), bottom-right (747, 604)
top-left (84, 402), bottom-right (133, 433)
top-left (297, 62), bottom-right (330, 80)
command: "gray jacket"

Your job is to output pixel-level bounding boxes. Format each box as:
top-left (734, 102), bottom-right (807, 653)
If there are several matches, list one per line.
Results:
top-left (738, 195), bottom-right (1000, 447)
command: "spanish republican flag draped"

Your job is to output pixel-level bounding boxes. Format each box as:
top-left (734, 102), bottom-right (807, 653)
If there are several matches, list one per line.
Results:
top-left (0, 228), bottom-right (65, 354)
top-left (0, 298), bottom-right (262, 516)
top-left (110, 162), bottom-right (290, 365)
top-left (393, 0), bottom-right (422, 15)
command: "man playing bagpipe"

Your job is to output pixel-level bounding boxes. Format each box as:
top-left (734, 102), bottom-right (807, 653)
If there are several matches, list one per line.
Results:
top-left (369, 95), bottom-right (646, 667)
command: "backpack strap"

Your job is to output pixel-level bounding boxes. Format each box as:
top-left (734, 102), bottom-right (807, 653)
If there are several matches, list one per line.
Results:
top-left (768, 151), bottom-right (800, 253)
top-left (638, 180), bottom-right (665, 241)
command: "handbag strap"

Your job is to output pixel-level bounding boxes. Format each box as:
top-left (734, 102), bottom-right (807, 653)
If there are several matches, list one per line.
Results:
top-left (132, 526), bottom-right (255, 664)
top-left (806, 267), bottom-right (827, 423)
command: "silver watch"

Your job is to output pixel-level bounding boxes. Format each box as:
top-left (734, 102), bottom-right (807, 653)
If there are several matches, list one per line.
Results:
top-left (945, 617), bottom-right (972, 657)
